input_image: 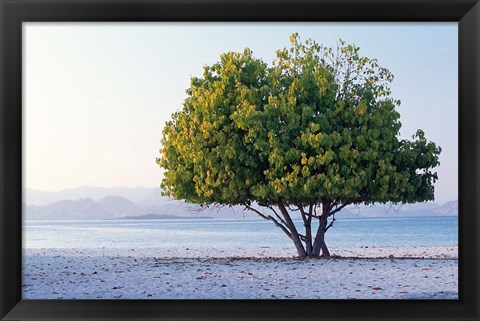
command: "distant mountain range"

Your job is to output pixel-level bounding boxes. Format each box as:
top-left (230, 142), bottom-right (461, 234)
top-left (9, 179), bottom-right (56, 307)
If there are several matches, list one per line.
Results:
top-left (24, 186), bottom-right (157, 205)
top-left (23, 187), bottom-right (458, 221)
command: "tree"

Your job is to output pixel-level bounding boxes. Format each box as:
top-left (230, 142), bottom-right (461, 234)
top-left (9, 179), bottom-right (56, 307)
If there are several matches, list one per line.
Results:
top-left (157, 34), bottom-right (441, 258)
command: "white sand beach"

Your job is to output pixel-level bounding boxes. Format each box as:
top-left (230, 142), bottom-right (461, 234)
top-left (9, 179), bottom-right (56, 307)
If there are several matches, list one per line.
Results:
top-left (23, 246), bottom-right (458, 299)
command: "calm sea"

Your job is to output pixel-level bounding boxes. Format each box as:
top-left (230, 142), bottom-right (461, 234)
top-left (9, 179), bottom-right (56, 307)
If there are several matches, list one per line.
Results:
top-left (23, 216), bottom-right (458, 249)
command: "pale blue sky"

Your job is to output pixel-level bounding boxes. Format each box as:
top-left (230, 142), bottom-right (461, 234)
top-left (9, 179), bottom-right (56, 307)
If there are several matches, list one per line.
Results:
top-left (23, 23), bottom-right (457, 203)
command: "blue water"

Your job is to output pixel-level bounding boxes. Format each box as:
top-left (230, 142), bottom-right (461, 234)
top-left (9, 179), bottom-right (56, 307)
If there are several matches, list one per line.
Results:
top-left (23, 216), bottom-right (458, 249)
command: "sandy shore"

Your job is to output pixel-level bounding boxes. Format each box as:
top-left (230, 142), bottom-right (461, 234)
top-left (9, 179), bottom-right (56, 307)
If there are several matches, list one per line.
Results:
top-left (23, 246), bottom-right (457, 299)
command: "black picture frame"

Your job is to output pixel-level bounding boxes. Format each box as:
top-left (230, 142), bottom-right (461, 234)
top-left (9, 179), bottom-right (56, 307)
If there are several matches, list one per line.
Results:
top-left (1, 0), bottom-right (478, 320)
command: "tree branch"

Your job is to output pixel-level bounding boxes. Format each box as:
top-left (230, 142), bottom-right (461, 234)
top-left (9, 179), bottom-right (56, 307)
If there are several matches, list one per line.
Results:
top-left (330, 200), bottom-right (339, 210)
top-left (303, 212), bottom-right (321, 219)
top-left (287, 205), bottom-right (300, 212)
top-left (308, 203), bottom-right (314, 218)
top-left (266, 205), bottom-right (290, 229)
top-left (296, 203), bottom-right (307, 223)
top-left (298, 204), bottom-right (321, 219)
top-left (328, 201), bottom-right (351, 217)
top-left (325, 214), bottom-right (336, 232)
top-left (243, 204), bottom-right (292, 239)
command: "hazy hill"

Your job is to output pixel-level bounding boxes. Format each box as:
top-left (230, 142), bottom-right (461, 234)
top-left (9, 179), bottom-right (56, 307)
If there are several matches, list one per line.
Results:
top-left (434, 200), bottom-right (458, 216)
top-left (349, 202), bottom-right (439, 218)
top-left (24, 194), bottom-right (256, 220)
top-left (345, 201), bottom-right (457, 218)
top-left (97, 196), bottom-right (145, 217)
top-left (25, 186), bottom-right (157, 206)
top-left (23, 186), bottom-right (458, 221)
top-left (25, 198), bottom-right (111, 220)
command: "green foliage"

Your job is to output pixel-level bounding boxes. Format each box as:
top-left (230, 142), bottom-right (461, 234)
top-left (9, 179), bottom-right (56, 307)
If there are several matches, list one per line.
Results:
top-left (157, 34), bottom-right (441, 209)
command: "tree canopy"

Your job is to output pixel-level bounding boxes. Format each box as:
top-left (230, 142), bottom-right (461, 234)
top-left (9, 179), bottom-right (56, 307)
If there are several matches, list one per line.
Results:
top-left (157, 34), bottom-right (441, 257)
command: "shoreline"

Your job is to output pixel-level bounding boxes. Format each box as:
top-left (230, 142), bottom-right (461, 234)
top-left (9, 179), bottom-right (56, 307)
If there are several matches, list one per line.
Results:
top-left (23, 245), bottom-right (458, 260)
top-left (23, 246), bottom-right (458, 300)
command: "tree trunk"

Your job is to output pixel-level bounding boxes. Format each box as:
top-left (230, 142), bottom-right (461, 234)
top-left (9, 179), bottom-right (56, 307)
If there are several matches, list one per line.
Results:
top-left (312, 224), bottom-right (324, 257)
top-left (312, 202), bottom-right (331, 258)
top-left (320, 240), bottom-right (330, 258)
top-left (312, 226), bottom-right (330, 258)
top-left (299, 205), bottom-right (313, 256)
top-left (305, 222), bottom-right (313, 256)
top-left (277, 202), bottom-right (307, 257)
